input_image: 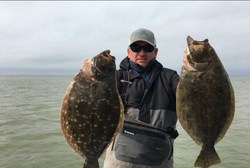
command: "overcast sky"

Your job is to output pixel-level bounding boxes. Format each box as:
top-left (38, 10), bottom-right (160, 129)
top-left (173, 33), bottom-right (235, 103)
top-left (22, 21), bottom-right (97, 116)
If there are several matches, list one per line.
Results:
top-left (0, 1), bottom-right (249, 75)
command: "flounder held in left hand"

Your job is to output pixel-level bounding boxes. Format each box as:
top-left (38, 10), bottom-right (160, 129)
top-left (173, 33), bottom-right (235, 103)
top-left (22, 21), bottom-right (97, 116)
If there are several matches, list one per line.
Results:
top-left (60, 50), bottom-right (124, 168)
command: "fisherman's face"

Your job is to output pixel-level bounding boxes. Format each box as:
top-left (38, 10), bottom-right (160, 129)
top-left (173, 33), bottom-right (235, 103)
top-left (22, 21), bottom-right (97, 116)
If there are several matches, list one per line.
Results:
top-left (127, 41), bottom-right (158, 68)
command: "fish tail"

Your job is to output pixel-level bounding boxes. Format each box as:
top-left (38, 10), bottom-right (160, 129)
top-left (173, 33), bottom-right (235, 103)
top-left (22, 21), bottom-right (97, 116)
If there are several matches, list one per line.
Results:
top-left (82, 158), bottom-right (99, 168)
top-left (194, 146), bottom-right (221, 168)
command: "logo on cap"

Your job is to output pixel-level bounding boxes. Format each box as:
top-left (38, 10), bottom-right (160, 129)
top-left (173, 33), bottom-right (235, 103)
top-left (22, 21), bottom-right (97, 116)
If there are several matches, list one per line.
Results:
top-left (135, 31), bottom-right (148, 37)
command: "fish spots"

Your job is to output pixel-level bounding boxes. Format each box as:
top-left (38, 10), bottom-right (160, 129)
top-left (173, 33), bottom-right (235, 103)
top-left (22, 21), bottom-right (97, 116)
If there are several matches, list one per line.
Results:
top-left (176, 37), bottom-right (235, 168)
top-left (60, 51), bottom-right (124, 166)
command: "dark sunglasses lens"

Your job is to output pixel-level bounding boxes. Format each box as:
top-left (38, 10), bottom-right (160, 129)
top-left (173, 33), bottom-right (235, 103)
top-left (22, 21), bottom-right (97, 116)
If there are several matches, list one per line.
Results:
top-left (130, 45), bottom-right (154, 53)
top-left (143, 45), bottom-right (154, 52)
top-left (130, 45), bottom-right (142, 52)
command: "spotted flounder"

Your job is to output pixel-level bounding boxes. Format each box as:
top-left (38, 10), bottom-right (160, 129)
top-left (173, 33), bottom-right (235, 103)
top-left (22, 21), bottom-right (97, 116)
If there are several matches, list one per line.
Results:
top-left (60, 50), bottom-right (124, 168)
top-left (176, 36), bottom-right (235, 168)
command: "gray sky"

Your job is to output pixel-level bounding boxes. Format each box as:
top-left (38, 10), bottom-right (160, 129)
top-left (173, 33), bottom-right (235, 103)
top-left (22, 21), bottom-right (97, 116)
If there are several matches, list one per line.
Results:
top-left (0, 1), bottom-right (249, 75)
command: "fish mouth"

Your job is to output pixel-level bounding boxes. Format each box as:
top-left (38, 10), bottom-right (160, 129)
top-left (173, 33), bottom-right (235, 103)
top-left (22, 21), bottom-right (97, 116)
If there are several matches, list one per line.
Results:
top-left (183, 44), bottom-right (197, 72)
top-left (81, 50), bottom-right (115, 82)
top-left (91, 50), bottom-right (116, 81)
top-left (182, 36), bottom-right (210, 73)
top-left (82, 59), bottom-right (99, 82)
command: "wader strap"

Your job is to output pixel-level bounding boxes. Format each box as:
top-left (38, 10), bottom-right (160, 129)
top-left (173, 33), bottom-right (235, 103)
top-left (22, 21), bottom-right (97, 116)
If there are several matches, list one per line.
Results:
top-left (124, 115), bottom-right (179, 139)
top-left (120, 70), bottom-right (130, 105)
top-left (167, 126), bottom-right (179, 139)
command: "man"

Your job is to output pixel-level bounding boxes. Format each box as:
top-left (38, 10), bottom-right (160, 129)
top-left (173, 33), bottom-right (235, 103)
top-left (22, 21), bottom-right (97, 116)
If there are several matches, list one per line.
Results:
top-left (103, 28), bottom-right (179, 168)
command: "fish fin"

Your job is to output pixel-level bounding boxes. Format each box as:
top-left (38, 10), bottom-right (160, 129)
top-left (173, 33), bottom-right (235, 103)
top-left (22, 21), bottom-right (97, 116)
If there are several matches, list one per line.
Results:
top-left (194, 146), bottom-right (221, 168)
top-left (73, 70), bottom-right (82, 81)
top-left (82, 158), bottom-right (99, 168)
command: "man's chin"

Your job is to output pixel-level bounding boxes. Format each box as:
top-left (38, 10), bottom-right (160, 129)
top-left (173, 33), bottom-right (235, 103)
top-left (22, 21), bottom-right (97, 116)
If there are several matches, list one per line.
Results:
top-left (137, 62), bottom-right (148, 68)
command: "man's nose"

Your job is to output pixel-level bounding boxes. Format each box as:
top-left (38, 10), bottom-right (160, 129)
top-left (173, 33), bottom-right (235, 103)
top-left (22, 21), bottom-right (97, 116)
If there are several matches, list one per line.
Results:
top-left (139, 48), bottom-right (146, 55)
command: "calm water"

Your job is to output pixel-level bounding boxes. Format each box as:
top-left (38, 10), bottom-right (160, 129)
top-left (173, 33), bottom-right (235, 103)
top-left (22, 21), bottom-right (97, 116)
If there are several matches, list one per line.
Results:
top-left (0, 75), bottom-right (249, 168)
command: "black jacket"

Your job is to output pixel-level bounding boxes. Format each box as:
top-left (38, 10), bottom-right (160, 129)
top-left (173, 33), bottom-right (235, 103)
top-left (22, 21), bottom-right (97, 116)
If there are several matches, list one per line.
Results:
top-left (103, 57), bottom-right (180, 168)
top-left (117, 57), bottom-right (179, 130)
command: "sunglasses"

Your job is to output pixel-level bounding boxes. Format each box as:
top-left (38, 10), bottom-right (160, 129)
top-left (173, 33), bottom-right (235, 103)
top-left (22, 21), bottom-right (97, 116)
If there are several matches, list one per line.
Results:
top-left (129, 45), bottom-right (155, 53)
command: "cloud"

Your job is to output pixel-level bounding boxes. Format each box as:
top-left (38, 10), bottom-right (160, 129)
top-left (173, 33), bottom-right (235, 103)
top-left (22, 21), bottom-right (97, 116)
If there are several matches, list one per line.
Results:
top-left (0, 1), bottom-right (249, 75)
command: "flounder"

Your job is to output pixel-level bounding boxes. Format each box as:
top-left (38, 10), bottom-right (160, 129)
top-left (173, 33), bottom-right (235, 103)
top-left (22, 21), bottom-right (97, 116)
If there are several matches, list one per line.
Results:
top-left (60, 50), bottom-right (124, 168)
top-left (176, 36), bottom-right (235, 168)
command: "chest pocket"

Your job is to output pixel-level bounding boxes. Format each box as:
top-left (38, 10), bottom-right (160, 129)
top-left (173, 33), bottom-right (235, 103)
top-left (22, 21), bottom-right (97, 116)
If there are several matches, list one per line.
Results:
top-left (113, 115), bottom-right (173, 166)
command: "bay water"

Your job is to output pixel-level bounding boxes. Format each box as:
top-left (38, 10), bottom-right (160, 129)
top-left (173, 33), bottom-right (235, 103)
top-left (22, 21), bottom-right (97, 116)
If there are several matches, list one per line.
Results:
top-left (0, 75), bottom-right (249, 168)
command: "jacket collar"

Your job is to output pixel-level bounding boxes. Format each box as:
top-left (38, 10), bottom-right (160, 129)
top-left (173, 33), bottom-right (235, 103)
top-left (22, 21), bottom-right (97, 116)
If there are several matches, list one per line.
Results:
top-left (119, 56), bottom-right (163, 83)
top-left (119, 56), bottom-right (163, 103)
top-left (119, 56), bottom-right (130, 70)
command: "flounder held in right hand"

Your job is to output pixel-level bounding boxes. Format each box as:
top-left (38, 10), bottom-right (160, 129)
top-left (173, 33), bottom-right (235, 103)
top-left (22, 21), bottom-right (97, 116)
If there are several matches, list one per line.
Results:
top-left (60, 50), bottom-right (124, 168)
top-left (176, 36), bottom-right (235, 168)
